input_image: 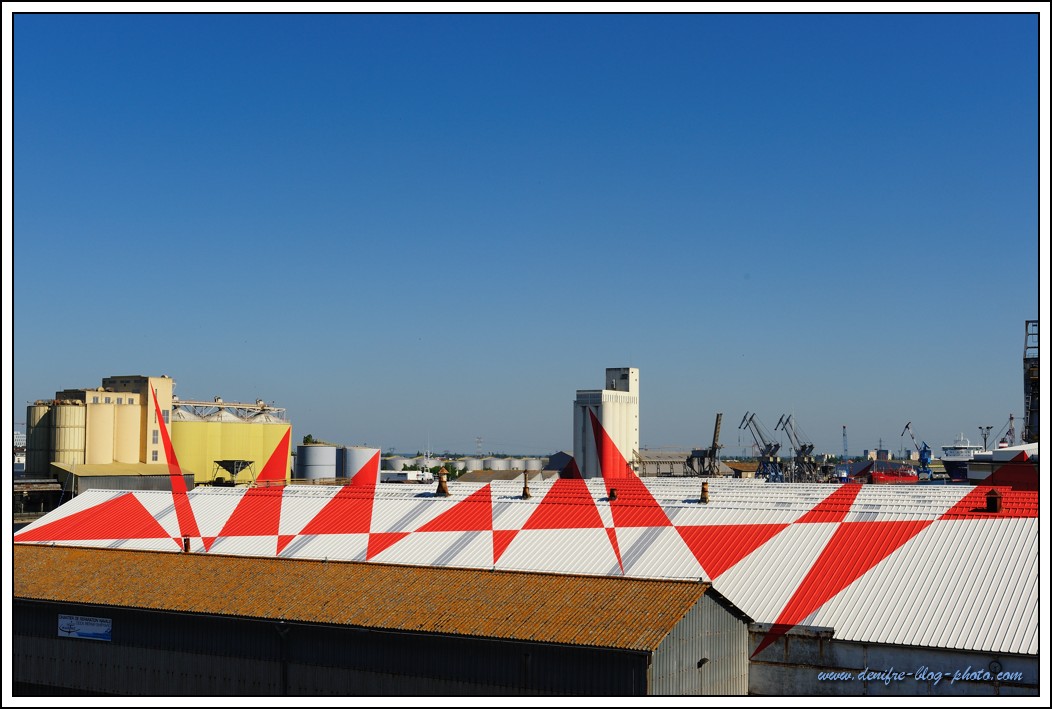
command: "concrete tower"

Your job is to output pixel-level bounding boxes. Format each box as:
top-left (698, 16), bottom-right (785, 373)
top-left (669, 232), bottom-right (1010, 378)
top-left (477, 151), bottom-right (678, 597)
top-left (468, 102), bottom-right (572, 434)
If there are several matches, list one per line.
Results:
top-left (573, 367), bottom-right (639, 478)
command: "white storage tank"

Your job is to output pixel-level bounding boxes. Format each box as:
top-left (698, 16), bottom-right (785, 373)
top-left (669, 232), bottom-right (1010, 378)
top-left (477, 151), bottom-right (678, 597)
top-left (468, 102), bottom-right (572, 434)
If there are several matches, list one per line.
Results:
top-left (524, 458), bottom-right (544, 471)
top-left (295, 444), bottom-right (337, 480)
top-left (506, 458), bottom-right (525, 470)
top-left (461, 457), bottom-right (483, 472)
top-left (344, 446), bottom-right (380, 483)
top-left (484, 457), bottom-right (510, 471)
top-left (385, 456), bottom-right (411, 471)
top-left (447, 459), bottom-right (467, 471)
top-left (51, 402), bottom-right (86, 467)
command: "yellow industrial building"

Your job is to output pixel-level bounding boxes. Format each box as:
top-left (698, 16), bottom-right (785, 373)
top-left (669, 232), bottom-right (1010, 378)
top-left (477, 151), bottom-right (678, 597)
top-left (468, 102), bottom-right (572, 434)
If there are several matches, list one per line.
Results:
top-left (25, 375), bottom-right (291, 486)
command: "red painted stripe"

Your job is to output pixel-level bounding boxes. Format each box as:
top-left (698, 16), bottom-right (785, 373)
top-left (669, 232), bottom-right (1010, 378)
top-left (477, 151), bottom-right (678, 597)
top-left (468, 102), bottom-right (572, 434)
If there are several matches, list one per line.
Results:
top-left (152, 387), bottom-right (200, 539)
top-left (794, 483), bottom-right (863, 523)
top-left (676, 523), bottom-right (789, 579)
top-left (589, 410), bottom-right (633, 480)
top-left (350, 450), bottom-right (381, 487)
top-left (752, 519), bottom-right (932, 657)
top-left (417, 485), bottom-right (493, 533)
top-left (606, 527), bottom-right (624, 574)
top-left (276, 535), bottom-right (296, 555)
top-left (255, 428), bottom-right (291, 483)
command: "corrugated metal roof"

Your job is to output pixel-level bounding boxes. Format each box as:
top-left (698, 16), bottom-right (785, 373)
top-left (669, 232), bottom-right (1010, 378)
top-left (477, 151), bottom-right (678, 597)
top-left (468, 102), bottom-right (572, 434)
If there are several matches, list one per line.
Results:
top-left (14, 478), bottom-right (1038, 655)
top-left (14, 544), bottom-right (712, 652)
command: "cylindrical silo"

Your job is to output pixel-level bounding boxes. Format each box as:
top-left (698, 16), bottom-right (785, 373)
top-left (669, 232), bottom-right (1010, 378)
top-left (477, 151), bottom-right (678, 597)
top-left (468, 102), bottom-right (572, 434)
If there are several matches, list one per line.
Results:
top-left (484, 457), bottom-right (509, 471)
top-left (26, 402), bottom-right (52, 475)
top-left (506, 457), bottom-right (525, 470)
top-left (86, 403), bottom-right (115, 465)
top-left (447, 459), bottom-right (467, 471)
top-left (51, 402), bottom-right (86, 467)
top-left (461, 457), bottom-right (483, 472)
top-left (114, 402), bottom-right (141, 464)
top-left (344, 446), bottom-right (380, 482)
top-left (524, 458), bottom-right (544, 471)
top-left (385, 456), bottom-right (410, 471)
top-left (294, 444), bottom-right (337, 480)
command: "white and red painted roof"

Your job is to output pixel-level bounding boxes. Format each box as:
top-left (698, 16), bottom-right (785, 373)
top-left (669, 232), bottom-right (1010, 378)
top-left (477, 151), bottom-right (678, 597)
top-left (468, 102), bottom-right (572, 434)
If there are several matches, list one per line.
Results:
top-left (13, 387), bottom-right (1040, 657)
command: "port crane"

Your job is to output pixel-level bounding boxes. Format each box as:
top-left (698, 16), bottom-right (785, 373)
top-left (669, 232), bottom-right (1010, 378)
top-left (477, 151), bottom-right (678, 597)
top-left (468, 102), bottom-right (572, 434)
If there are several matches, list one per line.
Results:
top-left (775, 413), bottom-right (818, 482)
top-left (686, 413), bottom-right (724, 476)
top-left (900, 422), bottom-right (937, 482)
top-left (739, 412), bottom-right (783, 482)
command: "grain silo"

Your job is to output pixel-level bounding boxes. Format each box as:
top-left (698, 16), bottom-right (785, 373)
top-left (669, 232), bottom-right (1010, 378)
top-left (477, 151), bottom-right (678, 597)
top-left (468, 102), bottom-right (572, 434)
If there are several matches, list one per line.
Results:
top-left (50, 402), bottom-right (86, 467)
top-left (85, 401), bottom-right (115, 465)
top-left (26, 402), bottom-right (53, 475)
top-left (113, 400), bottom-right (141, 464)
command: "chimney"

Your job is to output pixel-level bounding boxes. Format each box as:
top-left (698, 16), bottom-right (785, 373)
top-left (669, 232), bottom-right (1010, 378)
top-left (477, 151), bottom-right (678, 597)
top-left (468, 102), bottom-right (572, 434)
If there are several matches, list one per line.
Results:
top-left (182, 536), bottom-right (190, 553)
top-left (701, 481), bottom-right (710, 504)
top-left (608, 488), bottom-right (618, 501)
top-left (521, 471), bottom-right (531, 499)
top-left (435, 469), bottom-right (450, 497)
top-left (985, 488), bottom-right (1003, 513)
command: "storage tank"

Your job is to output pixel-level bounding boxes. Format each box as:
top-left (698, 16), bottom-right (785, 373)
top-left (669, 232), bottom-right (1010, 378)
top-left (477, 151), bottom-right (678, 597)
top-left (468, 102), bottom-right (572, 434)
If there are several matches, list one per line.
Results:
top-left (205, 408), bottom-right (243, 423)
top-left (484, 457), bottom-right (510, 471)
top-left (295, 444), bottom-right (337, 480)
top-left (506, 458), bottom-right (525, 470)
top-left (85, 403), bottom-right (115, 465)
top-left (26, 402), bottom-right (52, 475)
top-left (51, 402), bottom-right (86, 467)
top-left (385, 456), bottom-right (411, 471)
top-left (447, 459), bottom-right (467, 471)
top-left (114, 402), bottom-right (141, 463)
top-left (461, 457), bottom-right (483, 472)
top-left (524, 458), bottom-right (544, 471)
top-left (344, 446), bottom-right (380, 484)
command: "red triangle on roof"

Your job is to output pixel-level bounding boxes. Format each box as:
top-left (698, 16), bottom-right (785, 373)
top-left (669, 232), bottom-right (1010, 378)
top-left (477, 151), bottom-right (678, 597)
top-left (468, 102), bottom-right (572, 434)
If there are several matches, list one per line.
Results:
top-left (255, 428), bottom-right (291, 484)
top-left (940, 486), bottom-right (1038, 519)
top-left (794, 483), bottom-right (863, 523)
top-left (152, 387), bottom-right (200, 539)
top-left (606, 527), bottom-right (624, 574)
top-left (367, 531), bottom-right (409, 559)
top-left (676, 523), bottom-right (789, 579)
top-left (202, 536), bottom-right (216, 552)
top-left (493, 529), bottom-right (519, 564)
top-left (752, 519), bottom-right (933, 657)
top-left (299, 485), bottom-right (375, 536)
top-left (15, 493), bottom-right (171, 543)
top-left (276, 535), bottom-right (297, 555)
top-left (523, 478), bottom-right (604, 530)
top-left (216, 487), bottom-right (284, 538)
top-left (417, 485), bottom-right (493, 533)
top-left (608, 475), bottom-right (671, 528)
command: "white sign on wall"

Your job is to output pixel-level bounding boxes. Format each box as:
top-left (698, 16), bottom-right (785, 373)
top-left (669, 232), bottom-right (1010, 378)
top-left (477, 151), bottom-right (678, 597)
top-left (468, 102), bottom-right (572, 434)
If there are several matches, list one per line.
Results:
top-left (58, 614), bottom-right (112, 642)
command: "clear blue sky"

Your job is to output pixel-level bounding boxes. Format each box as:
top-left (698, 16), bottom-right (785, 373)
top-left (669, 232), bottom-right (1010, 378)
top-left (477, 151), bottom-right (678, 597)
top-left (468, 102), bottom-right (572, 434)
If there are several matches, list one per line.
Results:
top-left (6, 9), bottom-right (1047, 457)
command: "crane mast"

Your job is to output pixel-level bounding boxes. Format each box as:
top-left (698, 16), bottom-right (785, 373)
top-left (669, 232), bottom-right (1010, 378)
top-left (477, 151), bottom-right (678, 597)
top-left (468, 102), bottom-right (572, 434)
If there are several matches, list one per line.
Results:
top-left (739, 412), bottom-right (783, 482)
top-left (775, 413), bottom-right (818, 482)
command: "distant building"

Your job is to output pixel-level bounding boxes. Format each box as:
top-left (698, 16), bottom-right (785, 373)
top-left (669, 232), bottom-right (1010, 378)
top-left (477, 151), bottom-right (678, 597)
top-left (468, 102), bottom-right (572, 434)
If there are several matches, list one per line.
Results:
top-left (25, 374), bottom-right (291, 486)
top-left (573, 367), bottom-right (639, 478)
top-left (14, 430), bottom-right (26, 448)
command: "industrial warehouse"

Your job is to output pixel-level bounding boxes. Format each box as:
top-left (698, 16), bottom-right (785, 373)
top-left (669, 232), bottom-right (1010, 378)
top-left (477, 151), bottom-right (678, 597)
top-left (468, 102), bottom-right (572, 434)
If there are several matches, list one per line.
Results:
top-left (11, 367), bottom-right (1041, 696)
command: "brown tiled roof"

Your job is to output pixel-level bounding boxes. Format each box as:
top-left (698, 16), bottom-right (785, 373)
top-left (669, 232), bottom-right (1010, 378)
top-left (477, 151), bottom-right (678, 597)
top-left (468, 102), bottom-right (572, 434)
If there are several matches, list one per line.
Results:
top-left (14, 545), bottom-right (711, 652)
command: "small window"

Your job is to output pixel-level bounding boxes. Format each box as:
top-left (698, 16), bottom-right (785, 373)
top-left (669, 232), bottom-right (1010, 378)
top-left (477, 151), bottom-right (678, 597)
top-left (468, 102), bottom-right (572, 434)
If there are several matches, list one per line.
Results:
top-left (152, 430), bottom-right (159, 445)
top-left (92, 396), bottom-right (99, 404)
top-left (152, 450), bottom-right (158, 462)
top-left (104, 397), bottom-right (111, 404)
top-left (117, 397), bottom-right (123, 405)
top-left (129, 397), bottom-right (135, 405)
top-left (162, 411), bottom-right (169, 424)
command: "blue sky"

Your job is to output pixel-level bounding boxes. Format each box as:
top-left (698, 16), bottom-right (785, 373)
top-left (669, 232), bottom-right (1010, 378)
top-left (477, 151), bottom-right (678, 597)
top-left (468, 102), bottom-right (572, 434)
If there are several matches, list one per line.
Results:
top-left (6, 9), bottom-right (1047, 457)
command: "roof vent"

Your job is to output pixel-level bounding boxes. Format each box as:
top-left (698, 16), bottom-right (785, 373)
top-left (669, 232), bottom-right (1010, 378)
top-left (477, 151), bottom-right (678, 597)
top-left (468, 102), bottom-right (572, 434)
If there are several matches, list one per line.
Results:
top-left (986, 488), bottom-right (1003, 513)
top-left (701, 481), bottom-right (710, 504)
top-left (436, 470), bottom-right (450, 497)
top-left (521, 471), bottom-right (531, 499)
top-left (608, 488), bottom-right (618, 501)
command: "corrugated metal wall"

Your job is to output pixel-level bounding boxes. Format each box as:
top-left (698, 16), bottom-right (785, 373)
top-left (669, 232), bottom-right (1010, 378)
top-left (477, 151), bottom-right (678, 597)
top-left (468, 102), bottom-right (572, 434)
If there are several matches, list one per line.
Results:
top-left (72, 474), bottom-right (195, 495)
top-left (650, 592), bottom-right (749, 695)
top-left (14, 600), bottom-right (651, 696)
